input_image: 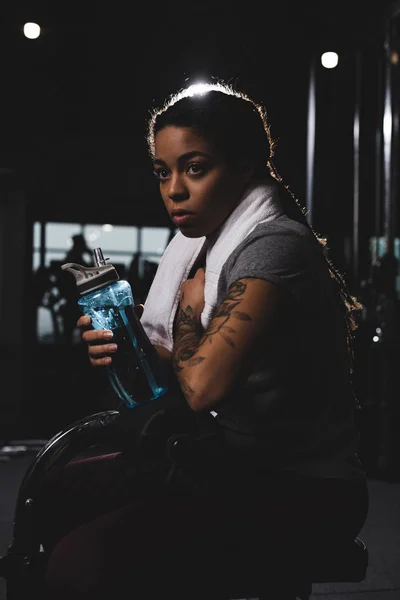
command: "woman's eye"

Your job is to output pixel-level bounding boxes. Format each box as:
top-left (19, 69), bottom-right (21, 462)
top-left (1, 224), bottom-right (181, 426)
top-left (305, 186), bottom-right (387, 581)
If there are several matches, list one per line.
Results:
top-left (153, 168), bottom-right (169, 181)
top-left (187, 163), bottom-right (205, 176)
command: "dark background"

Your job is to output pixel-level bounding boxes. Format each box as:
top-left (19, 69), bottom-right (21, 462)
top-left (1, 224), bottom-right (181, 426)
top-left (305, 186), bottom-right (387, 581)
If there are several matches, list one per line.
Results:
top-left (1, 0), bottom-right (400, 452)
top-left (1, 0), bottom-right (394, 252)
top-left (1, 8), bottom-right (400, 595)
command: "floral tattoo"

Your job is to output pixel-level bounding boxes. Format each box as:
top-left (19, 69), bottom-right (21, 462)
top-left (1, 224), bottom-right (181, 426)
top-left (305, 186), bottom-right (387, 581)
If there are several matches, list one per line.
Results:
top-left (172, 280), bottom-right (252, 394)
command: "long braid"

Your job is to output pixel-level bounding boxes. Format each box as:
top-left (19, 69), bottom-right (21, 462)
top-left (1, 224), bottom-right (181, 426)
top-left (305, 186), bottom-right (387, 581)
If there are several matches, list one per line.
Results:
top-left (268, 160), bottom-right (363, 403)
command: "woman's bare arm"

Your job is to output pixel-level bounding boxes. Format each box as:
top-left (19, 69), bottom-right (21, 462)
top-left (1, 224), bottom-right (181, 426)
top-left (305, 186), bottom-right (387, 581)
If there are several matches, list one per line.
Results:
top-left (172, 277), bottom-right (293, 412)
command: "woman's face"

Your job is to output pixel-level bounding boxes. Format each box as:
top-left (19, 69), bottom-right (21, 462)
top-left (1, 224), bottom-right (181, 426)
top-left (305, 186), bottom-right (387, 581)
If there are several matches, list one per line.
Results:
top-left (153, 126), bottom-right (251, 238)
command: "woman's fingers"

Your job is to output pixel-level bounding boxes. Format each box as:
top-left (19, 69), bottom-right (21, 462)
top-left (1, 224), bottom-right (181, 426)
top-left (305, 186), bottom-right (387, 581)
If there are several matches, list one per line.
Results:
top-left (82, 328), bottom-right (114, 344)
top-left (88, 343), bottom-right (118, 358)
top-left (77, 315), bottom-right (91, 329)
top-left (77, 320), bottom-right (118, 367)
top-left (88, 345), bottom-right (118, 367)
top-left (86, 335), bottom-right (118, 366)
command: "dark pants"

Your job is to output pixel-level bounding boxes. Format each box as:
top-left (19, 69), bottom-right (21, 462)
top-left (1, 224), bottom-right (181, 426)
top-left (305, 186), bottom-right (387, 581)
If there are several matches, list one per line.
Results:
top-left (40, 441), bottom-right (369, 600)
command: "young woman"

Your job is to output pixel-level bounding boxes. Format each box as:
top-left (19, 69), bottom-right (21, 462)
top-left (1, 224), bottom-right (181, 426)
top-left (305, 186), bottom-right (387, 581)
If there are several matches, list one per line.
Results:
top-left (42, 81), bottom-right (369, 599)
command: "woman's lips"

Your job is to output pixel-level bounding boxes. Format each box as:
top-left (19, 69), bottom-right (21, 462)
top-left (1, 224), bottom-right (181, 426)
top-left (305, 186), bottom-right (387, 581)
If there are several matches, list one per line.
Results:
top-left (171, 213), bottom-right (195, 225)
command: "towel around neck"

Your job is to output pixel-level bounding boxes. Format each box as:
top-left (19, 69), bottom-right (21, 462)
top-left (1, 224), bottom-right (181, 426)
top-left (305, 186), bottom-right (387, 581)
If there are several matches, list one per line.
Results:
top-left (140, 179), bottom-right (284, 352)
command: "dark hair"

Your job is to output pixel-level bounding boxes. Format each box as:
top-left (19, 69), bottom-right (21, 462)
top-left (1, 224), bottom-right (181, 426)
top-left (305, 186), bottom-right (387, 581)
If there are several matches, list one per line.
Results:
top-left (147, 82), bottom-right (275, 177)
top-left (147, 81), bottom-right (362, 385)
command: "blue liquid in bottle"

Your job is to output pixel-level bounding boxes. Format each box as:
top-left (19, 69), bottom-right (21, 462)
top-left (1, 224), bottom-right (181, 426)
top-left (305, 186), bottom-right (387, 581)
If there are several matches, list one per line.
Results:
top-left (61, 248), bottom-right (168, 408)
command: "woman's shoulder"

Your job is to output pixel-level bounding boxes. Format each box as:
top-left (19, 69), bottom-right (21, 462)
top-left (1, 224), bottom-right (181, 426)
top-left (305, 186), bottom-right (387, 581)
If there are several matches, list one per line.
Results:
top-left (252, 213), bottom-right (314, 241)
top-left (227, 214), bottom-right (320, 269)
top-left (219, 214), bottom-right (328, 303)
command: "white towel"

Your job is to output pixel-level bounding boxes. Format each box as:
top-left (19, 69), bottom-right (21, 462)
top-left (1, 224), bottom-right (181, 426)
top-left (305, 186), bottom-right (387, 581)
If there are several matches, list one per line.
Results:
top-left (140, 179), bottom-right (284, 352)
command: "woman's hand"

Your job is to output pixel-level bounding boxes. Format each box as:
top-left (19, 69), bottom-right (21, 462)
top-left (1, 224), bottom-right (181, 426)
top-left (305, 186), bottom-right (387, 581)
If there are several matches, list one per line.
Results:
top-left (179, 267), bottom-right (205, 319)
top-left (77, 304), bottom-right (144, 368)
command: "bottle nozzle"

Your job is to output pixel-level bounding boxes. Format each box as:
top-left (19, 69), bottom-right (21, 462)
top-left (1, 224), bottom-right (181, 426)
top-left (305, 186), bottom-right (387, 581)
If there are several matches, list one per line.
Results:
top-left (93, 247), bottom-right (110, 267)
top-left (62, 246), bottom-right (118, 295)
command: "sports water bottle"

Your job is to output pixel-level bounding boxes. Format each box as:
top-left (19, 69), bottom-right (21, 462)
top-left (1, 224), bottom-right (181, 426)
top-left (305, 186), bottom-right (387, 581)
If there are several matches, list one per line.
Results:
top-left (61, 247), bottom-right (168, 408)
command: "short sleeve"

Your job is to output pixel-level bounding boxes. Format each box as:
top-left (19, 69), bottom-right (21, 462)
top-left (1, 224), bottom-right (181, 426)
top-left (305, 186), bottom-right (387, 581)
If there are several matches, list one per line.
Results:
top-left (222, 218), bottom-right (327, 306)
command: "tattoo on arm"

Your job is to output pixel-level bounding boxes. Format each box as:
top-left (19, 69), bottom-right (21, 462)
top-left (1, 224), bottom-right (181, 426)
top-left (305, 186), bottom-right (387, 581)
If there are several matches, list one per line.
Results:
top-left (203, 280), bottom-right (252, 348)
top-left (172, 280), bottom-right (252, 390)
top-left (172, 304), bottom-right (206, 376)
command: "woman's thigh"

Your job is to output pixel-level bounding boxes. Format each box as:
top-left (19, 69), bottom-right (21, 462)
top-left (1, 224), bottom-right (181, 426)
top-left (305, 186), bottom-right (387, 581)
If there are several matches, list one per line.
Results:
top-left (39, 451), bottom-right (156, 552)
top-left (44, 476), bottom-right (368, 599)
top-left (44, 492), bottom-right (227, 600)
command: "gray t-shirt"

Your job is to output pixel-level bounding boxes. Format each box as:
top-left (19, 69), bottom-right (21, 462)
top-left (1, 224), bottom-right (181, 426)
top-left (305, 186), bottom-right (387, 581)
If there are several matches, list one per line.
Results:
top-left (214, 214), bottom-right (365, 480)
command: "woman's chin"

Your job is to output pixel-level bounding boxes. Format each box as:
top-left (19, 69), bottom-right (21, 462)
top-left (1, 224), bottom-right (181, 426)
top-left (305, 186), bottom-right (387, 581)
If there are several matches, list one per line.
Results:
top-left (177, 224), bottom-right (207, 238)
top-left (179, 230), bottom-right (205, 239)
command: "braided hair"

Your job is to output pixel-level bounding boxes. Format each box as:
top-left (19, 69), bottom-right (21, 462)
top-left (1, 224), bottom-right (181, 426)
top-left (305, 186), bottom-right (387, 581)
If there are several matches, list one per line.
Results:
top-left (146, 80), bottom-right (363, 383)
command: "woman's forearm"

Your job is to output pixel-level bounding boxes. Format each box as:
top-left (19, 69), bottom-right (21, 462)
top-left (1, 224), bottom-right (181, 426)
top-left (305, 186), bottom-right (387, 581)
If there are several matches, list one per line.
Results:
top-left (172, 304), bottom-right (205, 409)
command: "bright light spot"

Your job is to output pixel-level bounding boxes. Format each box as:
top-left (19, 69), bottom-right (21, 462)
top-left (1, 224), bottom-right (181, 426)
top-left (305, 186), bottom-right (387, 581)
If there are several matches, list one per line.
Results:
top-left (185, 83), bottom-right (214, 97)
top-left (321, 52), bottom-right (339, 69)
top-left (23, 22), bottom-right (41, 39)
top-left (87, 231), bottom-right (99, 243)
top-left (383, 111), bottom-right (392, 139)
top-left (102, 224), bottom-right (114, 232)
top-left (373, 336), bottom-right (380, 343)
top-left (178, 81), bottom-right (235, 101)
top-left (376, 327), bottom-right (382, 334)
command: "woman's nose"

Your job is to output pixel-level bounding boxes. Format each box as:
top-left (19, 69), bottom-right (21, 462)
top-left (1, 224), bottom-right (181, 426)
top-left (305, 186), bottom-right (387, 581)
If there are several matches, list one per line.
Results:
top-left (168, 173), bottom-right (189, 201)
